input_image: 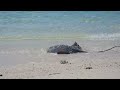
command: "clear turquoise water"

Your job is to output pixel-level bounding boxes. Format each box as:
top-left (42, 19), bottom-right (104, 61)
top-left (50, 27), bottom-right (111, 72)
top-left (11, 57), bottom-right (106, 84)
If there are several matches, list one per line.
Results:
top-left (1, 11), bottom-right (120, 66)
top-left (0, 11), bottom-right (120, 40)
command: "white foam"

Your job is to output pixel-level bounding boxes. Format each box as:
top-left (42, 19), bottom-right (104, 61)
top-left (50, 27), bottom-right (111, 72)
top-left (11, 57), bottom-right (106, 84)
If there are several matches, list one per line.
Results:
top-left (40, 48), bottom-right (47, 54)
top-left (89, 33), bottom-right (120, 40)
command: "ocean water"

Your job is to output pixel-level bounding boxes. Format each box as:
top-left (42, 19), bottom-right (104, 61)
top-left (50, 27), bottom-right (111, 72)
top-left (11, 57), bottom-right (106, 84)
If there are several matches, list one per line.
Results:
top-left (1, 11), bottom-right (120, 66)
top-left (0, 11), bottom-right (120, 40)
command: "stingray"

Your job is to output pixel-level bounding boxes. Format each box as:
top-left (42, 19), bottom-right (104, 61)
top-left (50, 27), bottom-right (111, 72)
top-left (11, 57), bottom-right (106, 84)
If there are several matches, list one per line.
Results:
top-left (47, 42), bottom-right (120, 54)
top-left (47, 42), bottom-right (87, 54)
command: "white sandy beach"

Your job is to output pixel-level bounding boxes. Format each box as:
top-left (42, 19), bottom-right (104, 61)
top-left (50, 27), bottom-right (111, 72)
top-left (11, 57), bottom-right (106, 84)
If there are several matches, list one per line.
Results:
top-left (1, 11), bottom-right (120, 79)
top-left (0, 40), bottom-right (120, 79)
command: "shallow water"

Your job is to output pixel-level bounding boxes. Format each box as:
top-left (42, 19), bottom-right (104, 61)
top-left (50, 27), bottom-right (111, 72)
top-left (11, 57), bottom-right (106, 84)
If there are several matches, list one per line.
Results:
top-left (0, 11), bottom-right (120, 67)
top-left (0, 11), bottom-right (120, 40)
top-left (0, 39), bottom-right (120, 67)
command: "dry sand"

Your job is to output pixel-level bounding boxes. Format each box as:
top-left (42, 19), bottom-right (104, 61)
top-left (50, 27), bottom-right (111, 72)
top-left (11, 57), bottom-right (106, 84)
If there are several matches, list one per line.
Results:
top-left (0, 40), bottom-right (120, 79)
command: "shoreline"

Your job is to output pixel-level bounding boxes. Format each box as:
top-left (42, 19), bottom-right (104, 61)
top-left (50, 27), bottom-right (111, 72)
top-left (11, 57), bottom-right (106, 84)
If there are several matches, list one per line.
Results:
top-left (0, 39), bottom-right (120, 79)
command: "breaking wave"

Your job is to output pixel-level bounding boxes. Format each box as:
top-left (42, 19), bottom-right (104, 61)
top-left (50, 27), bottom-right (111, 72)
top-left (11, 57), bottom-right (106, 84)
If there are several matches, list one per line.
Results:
top-left (89, 33), bottom-right (120, 40)
top-left (0, 48), bottom-right (47, 55)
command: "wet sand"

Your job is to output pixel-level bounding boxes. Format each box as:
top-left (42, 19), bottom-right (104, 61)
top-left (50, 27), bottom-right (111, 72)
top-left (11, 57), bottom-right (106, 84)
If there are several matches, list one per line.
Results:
top-left (0, 40), bottom-right (120, 79)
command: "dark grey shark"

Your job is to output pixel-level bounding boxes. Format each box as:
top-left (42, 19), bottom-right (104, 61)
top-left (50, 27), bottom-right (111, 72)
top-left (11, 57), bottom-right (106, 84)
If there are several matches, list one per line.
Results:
top-left (47, 42), bottom-right (87, 54)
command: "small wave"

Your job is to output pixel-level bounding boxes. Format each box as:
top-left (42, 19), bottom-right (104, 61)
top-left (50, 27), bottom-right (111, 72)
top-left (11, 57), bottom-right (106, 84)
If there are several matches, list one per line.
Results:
top-left (0, 48), bottom-right (47, 55)
top-left (0, 34), bottom-right (89, 41)
top-left (1, 33), bottom-right (120, 41)
top-left (40, 48), bottom-right (47, 54)
top-left (89, 33), bottom-right (120, 40)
